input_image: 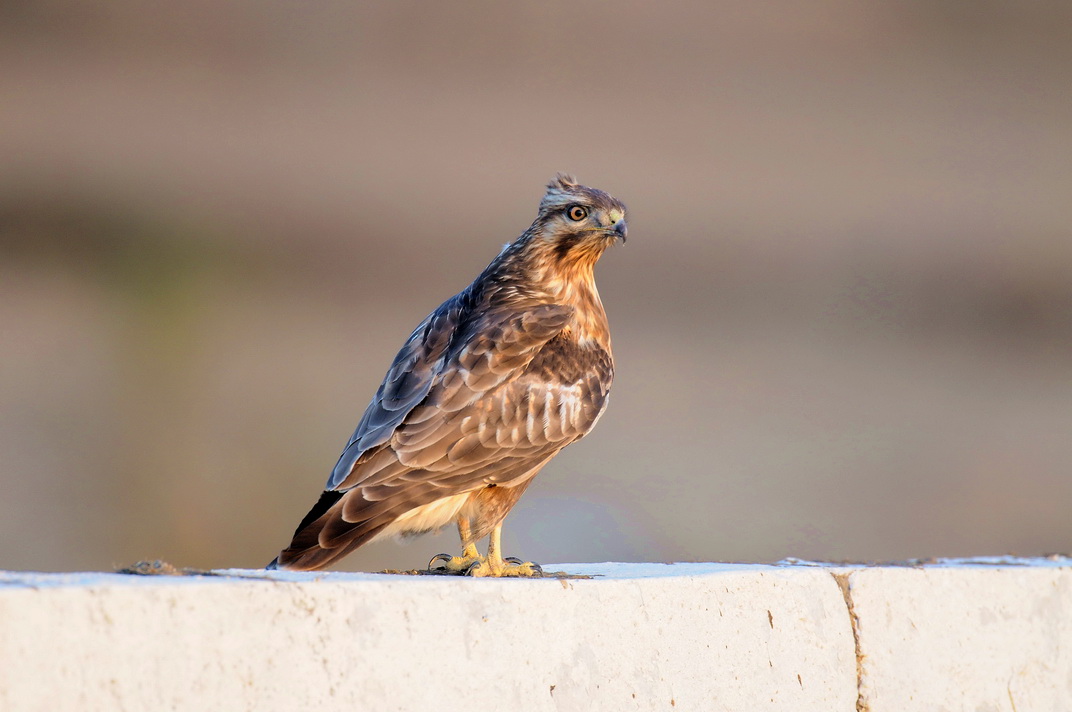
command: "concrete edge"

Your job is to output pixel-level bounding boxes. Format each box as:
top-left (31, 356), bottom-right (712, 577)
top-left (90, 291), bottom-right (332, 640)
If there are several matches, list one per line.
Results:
top-left (2, 558), bottom-right (1070, 711)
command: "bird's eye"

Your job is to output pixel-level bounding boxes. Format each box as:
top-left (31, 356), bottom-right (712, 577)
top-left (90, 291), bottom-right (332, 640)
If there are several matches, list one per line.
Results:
top-left (567, 205), bottom-right (588, 221)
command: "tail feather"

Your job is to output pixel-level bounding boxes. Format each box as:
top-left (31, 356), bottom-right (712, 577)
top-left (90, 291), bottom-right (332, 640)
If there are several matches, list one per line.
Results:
top-left (270, 484), bottom-right (464, 572)
top-left (270, 488), bottom-right (393, 572)
top-left (293, 490), bottom-right (345, 536)
top-left (274, 525), bottom-right (390, 572)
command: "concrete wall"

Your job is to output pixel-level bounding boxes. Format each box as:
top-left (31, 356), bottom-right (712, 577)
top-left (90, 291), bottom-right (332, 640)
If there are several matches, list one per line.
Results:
top-left (2, 559), bottom-right (1069, 711)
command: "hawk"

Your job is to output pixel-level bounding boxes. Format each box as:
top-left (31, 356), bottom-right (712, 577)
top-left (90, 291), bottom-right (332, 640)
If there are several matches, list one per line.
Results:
top-left (268, 174), bottom-right (626, 576)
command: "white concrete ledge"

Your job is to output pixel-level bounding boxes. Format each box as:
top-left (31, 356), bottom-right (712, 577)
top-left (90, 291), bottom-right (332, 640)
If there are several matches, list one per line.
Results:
top-left (1, 559), bottom-right (1069, 711)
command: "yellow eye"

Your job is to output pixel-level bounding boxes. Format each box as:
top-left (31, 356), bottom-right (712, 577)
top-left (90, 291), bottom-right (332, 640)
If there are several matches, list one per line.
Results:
top-left (567, 205), bottom-right (588, 221)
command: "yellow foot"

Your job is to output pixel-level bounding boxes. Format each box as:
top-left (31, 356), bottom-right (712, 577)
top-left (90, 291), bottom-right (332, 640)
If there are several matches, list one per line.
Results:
top-left (427, 552), bottom-right (483, 574)
top-left (473, 556), bottom-right (543, 578)
top-left (427, 553), bottom-right (543, 577)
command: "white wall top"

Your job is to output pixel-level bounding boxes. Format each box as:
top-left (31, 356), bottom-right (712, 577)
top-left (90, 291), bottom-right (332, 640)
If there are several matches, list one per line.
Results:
top-left (2, 558), bottom-right (1069, 711)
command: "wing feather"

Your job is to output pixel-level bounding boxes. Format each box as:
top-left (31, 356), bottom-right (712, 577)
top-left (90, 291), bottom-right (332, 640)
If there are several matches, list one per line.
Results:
top-left (326, 296), bottom-right (465, 489)
top-left (329, 301), bottom-right (574, 490)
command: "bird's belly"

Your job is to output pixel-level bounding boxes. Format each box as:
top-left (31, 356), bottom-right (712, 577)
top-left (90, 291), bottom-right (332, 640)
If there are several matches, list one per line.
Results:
top-left (372, 492), bottom-right (470, 541)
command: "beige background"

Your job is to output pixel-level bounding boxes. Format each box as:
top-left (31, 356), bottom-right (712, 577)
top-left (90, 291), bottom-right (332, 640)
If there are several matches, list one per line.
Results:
top-left (2, 1), bottom-right (1070, 572)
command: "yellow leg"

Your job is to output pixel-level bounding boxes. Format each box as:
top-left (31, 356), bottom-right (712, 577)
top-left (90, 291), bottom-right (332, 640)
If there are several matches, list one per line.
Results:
top-left (469, 523), bottom-right (542, 578)
top-left (458, 518), bottom-right (479, 560)
top-left (485, 524), bottom-right (506, 576)
top-left (428, 519), bottom-right (542, 577)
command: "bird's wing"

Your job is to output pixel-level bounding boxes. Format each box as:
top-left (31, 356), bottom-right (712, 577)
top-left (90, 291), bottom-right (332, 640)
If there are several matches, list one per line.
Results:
top-left (318, 344), bottom-right (612, 548)
top-left (278, 300), bottom-right (613, 568)
top-left (327, 299), bottom-right (576, 491)
top-left (324, 297), bottom-right (462, 489)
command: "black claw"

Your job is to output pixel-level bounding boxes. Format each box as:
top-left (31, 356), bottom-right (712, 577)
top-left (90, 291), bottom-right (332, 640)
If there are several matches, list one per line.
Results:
top-left (502, 557), bottom-right (543, 576)
top-left (464, 560), bottom-right (483, 576)
top-left (428, 553), bottom-right (454, 570)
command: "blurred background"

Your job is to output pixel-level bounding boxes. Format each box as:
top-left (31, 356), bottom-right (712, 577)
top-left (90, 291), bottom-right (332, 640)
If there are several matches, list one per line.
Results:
top-left (2, 1), bottom-right (1071, 573)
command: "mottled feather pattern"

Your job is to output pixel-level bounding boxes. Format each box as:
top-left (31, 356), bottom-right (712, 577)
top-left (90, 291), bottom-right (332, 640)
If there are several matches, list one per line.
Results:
top-left (271, 174), bottom-right (626, 571)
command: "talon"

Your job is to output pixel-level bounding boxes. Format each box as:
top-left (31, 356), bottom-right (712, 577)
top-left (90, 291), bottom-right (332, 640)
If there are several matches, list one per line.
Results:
top-left (511, 562), bottom-right (542, 577)
top-left (501, 557), bottom-right (542, 576)
top-left (428, 553), bottom-right (454, 570)
top-left (466, 560), bottom-right (488, 577)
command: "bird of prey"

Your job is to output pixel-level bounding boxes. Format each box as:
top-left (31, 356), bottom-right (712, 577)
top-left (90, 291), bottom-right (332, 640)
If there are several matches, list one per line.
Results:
top-left (268, 174), bottom-right (626, 576)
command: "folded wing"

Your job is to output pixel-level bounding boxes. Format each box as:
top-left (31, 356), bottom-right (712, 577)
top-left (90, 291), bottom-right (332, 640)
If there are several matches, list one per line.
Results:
top-left (276, 297), bottom-right (612, 569)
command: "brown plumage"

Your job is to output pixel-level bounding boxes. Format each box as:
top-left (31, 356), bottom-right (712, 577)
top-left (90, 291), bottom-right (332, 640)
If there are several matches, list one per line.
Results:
top-left (268, 174), bottom-right (626, 574)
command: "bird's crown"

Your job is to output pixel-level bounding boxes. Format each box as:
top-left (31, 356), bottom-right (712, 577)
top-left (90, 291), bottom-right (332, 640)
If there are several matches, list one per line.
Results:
top-left (539, 173), bottom-right (624, 219)
top-left (547, 172), bottom-right (579, 192)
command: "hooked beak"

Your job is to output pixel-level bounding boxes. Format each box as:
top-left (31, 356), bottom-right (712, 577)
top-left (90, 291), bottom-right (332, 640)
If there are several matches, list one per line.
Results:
top-left (610, 218), bottom-right (627, 244)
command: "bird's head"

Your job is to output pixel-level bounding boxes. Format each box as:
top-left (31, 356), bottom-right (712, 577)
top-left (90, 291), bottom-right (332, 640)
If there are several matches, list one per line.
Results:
top-left (528, 173), bottom-right (628, 268)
